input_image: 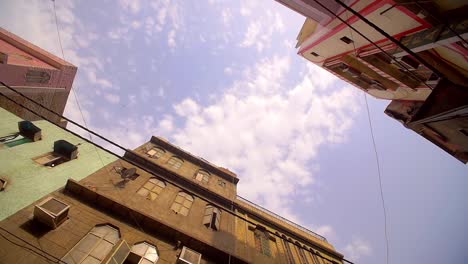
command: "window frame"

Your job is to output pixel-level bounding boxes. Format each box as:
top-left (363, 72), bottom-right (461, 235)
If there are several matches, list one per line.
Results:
top-left (170, 192), bottom-right (194, 216)
top-left (146, 147), bottom-right (165, 159)
top-left (124, 241), bottom-right (159, 264)
top-left (62, 224), bottom-right (120, 264)
top-left (254, 228), bottom-right (272, 257)
top-left (136, 177), bottom-right (166, 201)
top-left (194, 169), bottom-right (210, 184)
top-left (166, 156), bottom-right (183, 170)
top-left (202, 205), bottom-right (221, 230)
top-left (25, 69), bottom-right (51, 84)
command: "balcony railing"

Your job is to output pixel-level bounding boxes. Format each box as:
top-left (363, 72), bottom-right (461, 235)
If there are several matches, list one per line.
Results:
top-left (236, 195), bottom-right (327, 242)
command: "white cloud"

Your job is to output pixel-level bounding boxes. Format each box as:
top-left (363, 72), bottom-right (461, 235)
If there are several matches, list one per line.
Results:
top-left (119, 0), bottom-right (141, 14)
top-left (168, 29), bottom-right (176, 48)
top-left (224, 67), bottom-right (233, 75)
top-left (315, 225), bottom-right (336, 241)
top-left (240, 20), bottom-right (261, 50)
top-left (239, 11), bottom-right (287, 52)
top-left (174, 98), bottom-right (200, 117)
top-left (157, 56), bottom-right (360, 220)
top-left (344, 238), bottom-right (372, 261)
top-left (104, 93), bottom-right (120, 104)
top-left (221, 8), bottom-right (233, 26)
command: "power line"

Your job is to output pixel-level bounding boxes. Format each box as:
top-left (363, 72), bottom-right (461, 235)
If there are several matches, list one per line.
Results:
top-left (363, 94), bottom-right (390, 264)
top-left (333, 0), bottom-right (444, 80)
top-left (0, 227), bottom-right (68, 264)
top-left (308, 0), bottom-right (436, 91)
top-left (0, 82), bottom-right (355, 264)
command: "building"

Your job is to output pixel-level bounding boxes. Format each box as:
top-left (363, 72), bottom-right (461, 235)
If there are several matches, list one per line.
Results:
top-left (0, 27), bottom-right (77, 127)
top-left (277, 0), bottom-right (468, 163)
top-left (0, 106), bottom-right (117, 221)
top-left (0, 134), bottom-right (346, 263)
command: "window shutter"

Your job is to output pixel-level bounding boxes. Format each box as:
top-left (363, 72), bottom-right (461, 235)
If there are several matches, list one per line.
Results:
top-left (213, 212), bottom-right (220, 231)
top-left (202, 213), bottom-right (211, 227)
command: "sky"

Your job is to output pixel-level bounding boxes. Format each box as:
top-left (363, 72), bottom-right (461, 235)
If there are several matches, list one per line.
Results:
top-left (0, 1), bottom-right (467, 263)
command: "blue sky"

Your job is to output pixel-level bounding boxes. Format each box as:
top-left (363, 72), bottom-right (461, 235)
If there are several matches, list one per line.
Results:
top-left (1, 1), bottom-right (467, 263)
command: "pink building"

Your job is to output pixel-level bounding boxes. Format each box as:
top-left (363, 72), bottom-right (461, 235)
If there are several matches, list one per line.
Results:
top-left (0, 27), bottom-right (77, 126)
top-left (277, 0), bottom-right (468, 163)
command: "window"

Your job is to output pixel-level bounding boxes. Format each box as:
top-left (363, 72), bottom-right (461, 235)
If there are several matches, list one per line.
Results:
top-left (218, 180), bottom-right (226, 188)
top-left (311, 52), bottom-right (319, 57)
top-left (310, 250), bottom-right (321, 264)
top-left (340, 36), bottom-right (353, 44)
top-left (146, 147), bottom-right (165, 159)
top-left (167, 156), bottom-right (183, 170)
top-left (0, 178), bottom-right (7, 192)
top-left (33, 140), bottom-right (79, 167)
top-left (124, 242), bottom-right (159, 264)
top-left (25, 70), bottom-right (51, 84)
top-left (179, 246), bottom-right (201, 264)
top-left (0, 52), bottom-right (7, 64)
top-left (62, 224), bottom-right (120, 264)
top-left (296, 243), bottom-right (309, 264)
top-left (194, 170), bottom-right (210, 184)
top-left (203, 205), bottom-right (221, 230)
top-left (34, 152), bottom-right (67, 167)
top-left (254, 228), bottom-right (271, 257)
top-left (137, 178), bottom-right (166, 201)
top-left (170, 192), bottom-right (194, 216)
top-left (282, 237), bottom-right (294, 264)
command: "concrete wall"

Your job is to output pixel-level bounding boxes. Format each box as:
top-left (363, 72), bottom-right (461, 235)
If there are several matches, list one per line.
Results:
top-left (0, 107), bottom-right (117, 220)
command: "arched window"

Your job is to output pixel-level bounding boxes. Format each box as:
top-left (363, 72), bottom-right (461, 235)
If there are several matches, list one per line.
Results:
top-left (25, 70), bottom-right (50, 84)
top-left (310, 249), bottom-right (321, 264)
top-left (62, 224), bottom-right (120, 264)
top-left (254, 228), bottom-right (271, 257)
top-left (282, 236), bottom-right (294, 264)
top-left (137, 178), bottom-right (166, 201)
top-left (203, 205), bottom-right (221, 230)
top-left (167, 156), bottom-right (183, 170)
top-left (124, 242), bottom-right (159, 264)
top-left (170, 192), bottom-right (193, 216)
top-left (146, 147), bottom-right (165, 159)
top-left (295, 242), bottom-right (309, 264)
top-left (194, 170), bottom-right (210, 183)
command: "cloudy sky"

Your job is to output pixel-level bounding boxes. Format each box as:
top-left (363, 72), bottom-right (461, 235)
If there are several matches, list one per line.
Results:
top-left (1, 1), bottom-right (467, 263)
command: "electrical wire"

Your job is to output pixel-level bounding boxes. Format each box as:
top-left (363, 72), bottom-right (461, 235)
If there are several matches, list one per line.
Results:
top-left (333, 0), bottom-right (444, 81)
top-left (0, 227), bottom-right (68, 264)
top-left (364, 94), bottom-right (389, 264)
top-left (0, 82), bottom-right (354, 264)
top-left (308, 0), bottom-right (436, 91)
top-left (411, 1), bottom-right (468, 46)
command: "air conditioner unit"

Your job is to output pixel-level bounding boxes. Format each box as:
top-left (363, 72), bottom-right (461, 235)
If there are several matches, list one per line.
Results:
top-left (178, 246), bottom-right (202, 264)
top-left (34, 197), bottom-right (70, 229)
top-left (53, 140), bottom-right (78, 160)
top-left (18, 121), bottom-right (41, 141)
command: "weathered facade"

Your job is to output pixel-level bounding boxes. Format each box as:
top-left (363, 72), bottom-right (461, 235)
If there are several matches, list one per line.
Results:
top-left (277, 0), bottom-right (468, 163)
top-left (0, 134), bottom-right (345, 263)
top-left (0, 27), bottom-right (77, 127)
top-left (0, 106), bottom-right (117, 221)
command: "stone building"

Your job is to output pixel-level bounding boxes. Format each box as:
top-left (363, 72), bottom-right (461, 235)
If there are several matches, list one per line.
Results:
top-left (0, 135), bottom-right (345, 263)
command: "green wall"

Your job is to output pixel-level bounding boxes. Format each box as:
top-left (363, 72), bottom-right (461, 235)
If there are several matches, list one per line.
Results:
top-left (0, 107), bottom-right (117, 220)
